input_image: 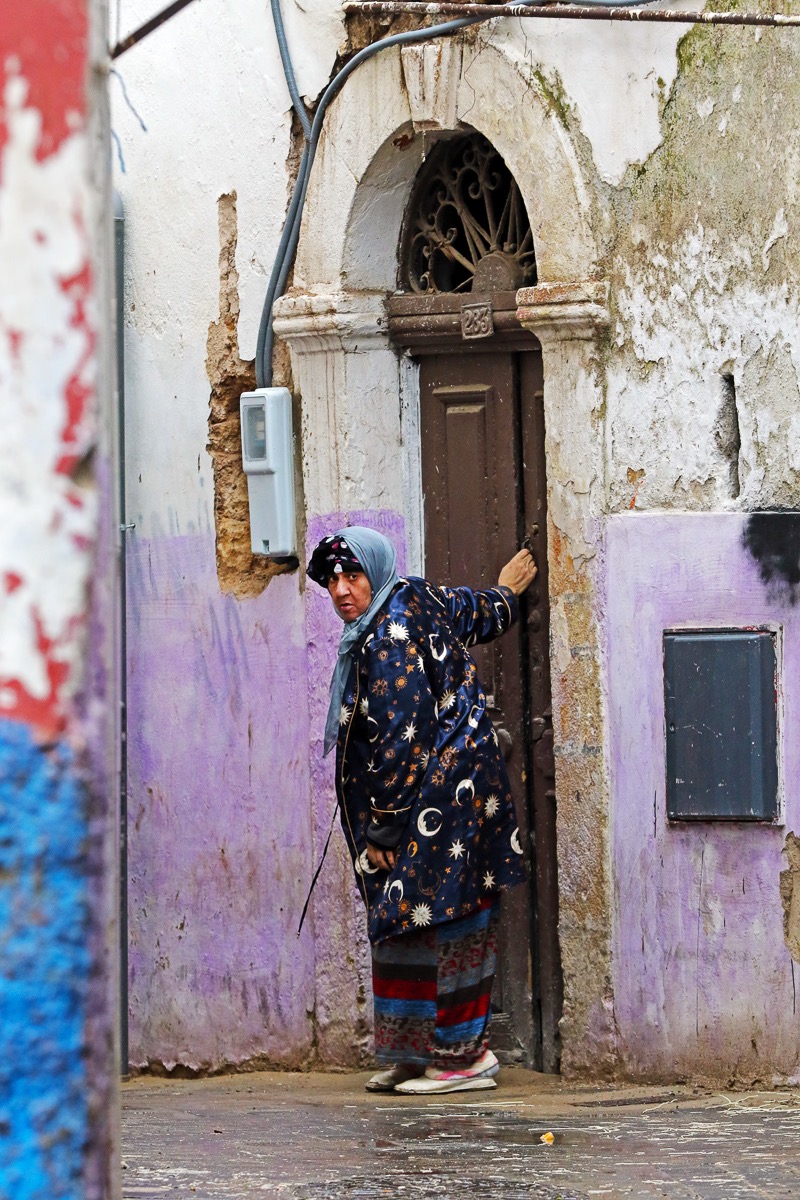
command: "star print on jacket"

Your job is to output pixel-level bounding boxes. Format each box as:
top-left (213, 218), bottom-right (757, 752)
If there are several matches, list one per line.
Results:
top-left (335, 576), bottom-right (527, 945)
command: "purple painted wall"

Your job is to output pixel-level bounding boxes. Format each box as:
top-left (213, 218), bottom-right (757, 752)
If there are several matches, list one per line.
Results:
top-left (127, 511), bottom-right (407, 1070)
top-left (606, 514), bottom-right (800, 1082)
top-left (127, 532), bottom-right (315, 1070)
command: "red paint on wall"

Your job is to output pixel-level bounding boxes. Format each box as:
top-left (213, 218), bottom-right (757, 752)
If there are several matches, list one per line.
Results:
top-left (0, 611), bottom-right (73, 735)
top-left (57, 258), bottom-right (95, 476)
top-left (0, 1), bottom-right (88, 166)
top-left (0, 0), bottom-right (95, 738)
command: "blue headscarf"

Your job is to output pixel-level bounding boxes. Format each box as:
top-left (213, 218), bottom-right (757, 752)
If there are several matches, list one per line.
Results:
top-left (320, 527), bottom-right (398, 756)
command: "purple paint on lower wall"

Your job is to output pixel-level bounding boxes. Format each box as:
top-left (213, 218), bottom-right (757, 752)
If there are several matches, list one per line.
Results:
top-left (606, 514), bottom-right (800, 1082)
top-left (126, 532), bottom-right (315, 1070)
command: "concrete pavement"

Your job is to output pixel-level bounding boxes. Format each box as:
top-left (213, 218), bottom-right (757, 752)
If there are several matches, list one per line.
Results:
top-left (121, 1069), bottom-right (800, 1199)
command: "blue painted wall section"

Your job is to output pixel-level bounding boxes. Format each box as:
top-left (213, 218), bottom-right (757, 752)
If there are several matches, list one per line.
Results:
top-left (0, 720), bottom-right (90, 1200)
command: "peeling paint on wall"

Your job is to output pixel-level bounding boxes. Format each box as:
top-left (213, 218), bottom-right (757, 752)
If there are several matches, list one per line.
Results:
top-left (0, 28), bottom-right (97, 736)
top-left (206, 192), bottom-right (294, 596)
top-left (0, 1), bottom-right (115, 1193)
top-left (606, 27), bottom-right (800, 514)
top-left (780, 832), bottom-right (800, 964)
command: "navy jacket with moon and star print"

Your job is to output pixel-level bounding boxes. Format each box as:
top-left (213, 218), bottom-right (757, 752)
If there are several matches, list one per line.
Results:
top-left (335, 576), bottom-right (528, 945)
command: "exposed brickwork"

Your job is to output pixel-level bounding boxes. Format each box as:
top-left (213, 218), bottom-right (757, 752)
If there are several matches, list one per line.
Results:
top-left (206, 192), bottom-right (295, 597)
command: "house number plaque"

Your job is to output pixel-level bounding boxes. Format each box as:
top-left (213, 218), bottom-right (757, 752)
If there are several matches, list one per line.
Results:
top-left (461, 301), bottom-right (494, 340)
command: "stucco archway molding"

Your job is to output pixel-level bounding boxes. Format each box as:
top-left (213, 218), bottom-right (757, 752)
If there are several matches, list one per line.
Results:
top-left (273, 35), bottom-right (616, 1076)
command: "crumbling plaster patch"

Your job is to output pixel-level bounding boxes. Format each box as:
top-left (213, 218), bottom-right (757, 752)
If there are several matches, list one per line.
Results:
top-left (206, 193), bottom-right (297, 595)
top-left (608, 226), bottom-right (800, 512)
top-left (605, 26), bottom-right (800, 513)
top-left (781, 833), bottom-right (800, 964)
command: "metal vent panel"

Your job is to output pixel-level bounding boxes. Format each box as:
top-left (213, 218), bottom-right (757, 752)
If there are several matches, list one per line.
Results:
top-left (664, 630), bottom-right (778, 822)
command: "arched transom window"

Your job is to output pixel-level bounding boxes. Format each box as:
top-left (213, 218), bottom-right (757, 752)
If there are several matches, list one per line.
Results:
top-left (400, 133), bottom-right (537, 295)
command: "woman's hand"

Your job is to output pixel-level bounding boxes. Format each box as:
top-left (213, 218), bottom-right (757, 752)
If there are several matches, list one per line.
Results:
top-left (367, 843), bottom-right (397, 872)
top-left (498, 547), bottom-right (538, 596)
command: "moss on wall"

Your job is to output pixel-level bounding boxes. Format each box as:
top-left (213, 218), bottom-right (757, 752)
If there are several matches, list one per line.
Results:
top-left (593, 24), bottom-right (800, 512)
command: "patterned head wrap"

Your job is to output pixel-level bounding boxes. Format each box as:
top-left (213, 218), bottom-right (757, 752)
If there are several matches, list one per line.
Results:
top-left (308, 527), bottom-right (399, 756)
top-left (306, 533), bottom-right (363, 586)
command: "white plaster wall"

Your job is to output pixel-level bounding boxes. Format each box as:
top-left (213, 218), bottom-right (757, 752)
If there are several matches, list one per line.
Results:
top-left (608, 224), bottom-right (800, 511)
top-left (111, 0), bottom-right (344, 538)
top-left (111, 0), bottom-right (702, 540)
top-left (493, 5), bottom-right (699, 186)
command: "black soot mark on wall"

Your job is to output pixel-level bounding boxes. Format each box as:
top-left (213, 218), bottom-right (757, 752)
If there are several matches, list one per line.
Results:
top-left (743, 511), bottom-right (800, 605)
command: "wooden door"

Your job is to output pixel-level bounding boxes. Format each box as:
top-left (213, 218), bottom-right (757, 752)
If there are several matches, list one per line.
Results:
top-left (388, 292), bottom-right (561, 1070)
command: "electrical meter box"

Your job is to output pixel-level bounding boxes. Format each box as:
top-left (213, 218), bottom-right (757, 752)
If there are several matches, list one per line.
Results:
top-left (240, 387), bottom-right (296, 557)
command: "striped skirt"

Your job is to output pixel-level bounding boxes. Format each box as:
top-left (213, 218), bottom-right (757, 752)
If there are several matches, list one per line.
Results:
top-left (371, 899), bottom-right (500, 1069)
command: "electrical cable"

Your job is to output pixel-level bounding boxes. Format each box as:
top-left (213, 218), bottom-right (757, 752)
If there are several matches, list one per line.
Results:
top-left (270, 0), bottom-right (313, 141)
top-left (256, 11), bottom-right (477, 386)
top-left (257, 0), bottom-right (661, 386)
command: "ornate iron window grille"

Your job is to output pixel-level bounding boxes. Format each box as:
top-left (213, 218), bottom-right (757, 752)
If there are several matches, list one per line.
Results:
top-left (400, 133), bottom-right (537, 295)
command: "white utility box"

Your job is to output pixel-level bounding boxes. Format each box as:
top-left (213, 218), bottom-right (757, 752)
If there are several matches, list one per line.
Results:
top-left (240, 387), bottom-right (296, 557)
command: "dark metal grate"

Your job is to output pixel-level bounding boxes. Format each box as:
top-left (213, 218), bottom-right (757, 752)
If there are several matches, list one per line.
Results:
top-left (400, 134), bottom-right (537, 295)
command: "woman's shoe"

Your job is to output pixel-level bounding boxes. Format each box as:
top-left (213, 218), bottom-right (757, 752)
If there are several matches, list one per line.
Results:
top-left (394, 1049), bottom-right (499, 1095)
top-left (365, 1063), bottom-right (425, 1092)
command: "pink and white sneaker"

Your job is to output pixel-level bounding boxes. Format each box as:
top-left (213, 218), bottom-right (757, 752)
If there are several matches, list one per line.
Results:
top-left (394, 1049), bottom-right (499, 1094)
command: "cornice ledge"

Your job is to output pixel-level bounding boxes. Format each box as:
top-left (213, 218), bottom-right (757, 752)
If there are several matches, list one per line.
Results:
top-left (272, 291), bottom-right (388, 351)
top-left (516, 280), bottom-right (610, 343)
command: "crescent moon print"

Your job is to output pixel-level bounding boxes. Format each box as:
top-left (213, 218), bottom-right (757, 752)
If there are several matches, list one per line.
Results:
top-left (407, 839), bottom-right (418, 857)
top-left (454, 779), bottom-right (475, 807)
top-left (388, 880), bottom-right (404, 903)
top-left (511, 827), bottom-right (523, 855)
top-left (467, 705), bottom-right (481, 729)
top-left (357, 848), bottom-right (379, 875)
top-left (367, 717), bottom-right (380, 744)
top-left (418, 807), bottom-right (443, 837)
top-left (428, 633), bottom-right (447, 662)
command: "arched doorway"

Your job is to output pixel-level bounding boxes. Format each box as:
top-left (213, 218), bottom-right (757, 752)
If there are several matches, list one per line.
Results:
top-left (387, 132), bottom-right (561, 1071)
top-left (273, 36), bottom-right (612, 1074)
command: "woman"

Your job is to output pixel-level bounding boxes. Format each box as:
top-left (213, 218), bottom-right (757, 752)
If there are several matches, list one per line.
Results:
top-left (307, 526), bottom-right (536, 1094)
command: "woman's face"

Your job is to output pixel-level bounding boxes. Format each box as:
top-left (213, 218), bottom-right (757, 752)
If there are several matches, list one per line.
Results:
top-left (327, 570), bottom-right (373, 622)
